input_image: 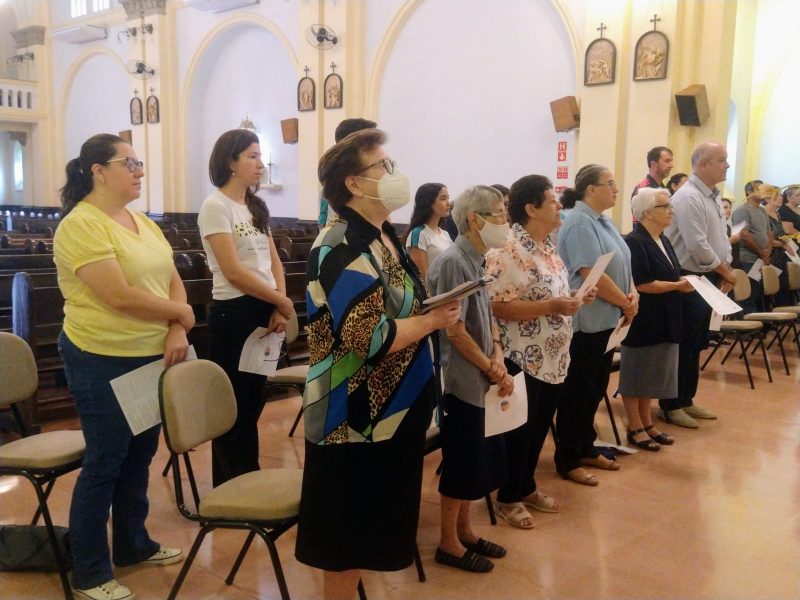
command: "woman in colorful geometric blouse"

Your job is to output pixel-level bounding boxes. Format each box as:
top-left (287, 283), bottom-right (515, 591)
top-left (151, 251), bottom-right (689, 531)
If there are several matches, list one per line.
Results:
top-left (294, 129), bottom-right (459, 599)
top-left (486, 174), bottom-right (596, 529)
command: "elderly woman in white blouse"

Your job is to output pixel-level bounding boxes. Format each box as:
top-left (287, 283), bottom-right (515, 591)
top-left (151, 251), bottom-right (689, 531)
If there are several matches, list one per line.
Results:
top-left (486, 174), bottom-right (596, 528)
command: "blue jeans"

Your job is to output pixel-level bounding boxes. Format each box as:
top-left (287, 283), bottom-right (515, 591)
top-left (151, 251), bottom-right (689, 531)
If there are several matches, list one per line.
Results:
top-left (58, 332), bottom-right (161, 589)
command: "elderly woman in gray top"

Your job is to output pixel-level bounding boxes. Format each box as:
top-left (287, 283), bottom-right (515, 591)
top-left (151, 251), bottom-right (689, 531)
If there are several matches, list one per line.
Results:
top-left (427, 185), bottom-right (514, 574)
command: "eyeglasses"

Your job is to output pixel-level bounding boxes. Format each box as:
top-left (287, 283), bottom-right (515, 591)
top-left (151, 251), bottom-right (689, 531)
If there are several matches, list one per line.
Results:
top-left (106, 157), bottom-right (144, 173)
top-left (594, 180), bottom-right (616, 188)
top-left (652, 203), bottom-right (672, 209)
top-left (358, 158), bottom-right (395, 175)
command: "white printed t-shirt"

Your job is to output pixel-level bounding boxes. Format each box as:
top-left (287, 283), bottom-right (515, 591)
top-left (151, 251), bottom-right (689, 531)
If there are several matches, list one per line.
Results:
top-left (405, 224), bottom-right (453, 267)
top-left (198, 189), bottom-right (277, 300)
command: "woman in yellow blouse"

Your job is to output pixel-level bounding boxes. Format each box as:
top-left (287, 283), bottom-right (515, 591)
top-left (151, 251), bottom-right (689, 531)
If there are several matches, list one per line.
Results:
top-left (55, 134), bottom-right (191, 600)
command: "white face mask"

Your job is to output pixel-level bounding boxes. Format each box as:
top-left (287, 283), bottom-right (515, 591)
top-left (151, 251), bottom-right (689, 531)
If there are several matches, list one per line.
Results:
top-left (357, 168), bottom-right (411, 212)
top-left (476, 214), bottom-right (510, 249)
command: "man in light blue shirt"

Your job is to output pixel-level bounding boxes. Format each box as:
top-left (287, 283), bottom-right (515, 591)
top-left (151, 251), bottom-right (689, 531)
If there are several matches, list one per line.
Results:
top-left (662, 142), bottom-right (737, 428)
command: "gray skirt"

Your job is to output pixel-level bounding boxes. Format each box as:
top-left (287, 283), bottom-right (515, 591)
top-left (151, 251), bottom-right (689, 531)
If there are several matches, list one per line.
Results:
top-left (618, 342), bottom-right (679, 399)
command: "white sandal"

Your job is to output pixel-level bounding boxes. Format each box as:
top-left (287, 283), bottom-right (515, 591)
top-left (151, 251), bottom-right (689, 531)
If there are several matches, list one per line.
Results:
top-left (495, 502), bottom-right (535, 529)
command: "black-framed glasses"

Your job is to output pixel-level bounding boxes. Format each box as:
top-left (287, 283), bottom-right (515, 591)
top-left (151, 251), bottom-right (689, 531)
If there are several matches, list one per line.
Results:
top-left (107, 157), bottom-right (144, 173)
top-left (652, 203), bottom-right (672, 209)
top-left (358, 158), bottom-right (395, 175)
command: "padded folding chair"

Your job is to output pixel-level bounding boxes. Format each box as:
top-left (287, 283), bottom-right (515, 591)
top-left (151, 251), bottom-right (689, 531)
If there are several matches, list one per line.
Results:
top-left (761, 264), bottom-right (800, 355)
top-left (266, 312), bottom-right (309, 437)
top-left (159, 359), bottom-right (302, 600)
top-left (0, 332), bottom-right (85, 600)
top-left (701, 269), bottom-right (772, 389)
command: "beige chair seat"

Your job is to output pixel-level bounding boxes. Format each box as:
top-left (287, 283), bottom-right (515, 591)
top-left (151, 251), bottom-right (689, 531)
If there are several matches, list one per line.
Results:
top-left (720, 321), bottom-right (763, 332)
top-left (199, 468), bottom-right (303, 521)
top-left (269, 365), bottom-right (308, 385)
top-left (743, 312), bottom-right (796, 321)
top-left (772, 306), bottom-right (800, 314)
top-left (0, 430), bottom-right (85, 469)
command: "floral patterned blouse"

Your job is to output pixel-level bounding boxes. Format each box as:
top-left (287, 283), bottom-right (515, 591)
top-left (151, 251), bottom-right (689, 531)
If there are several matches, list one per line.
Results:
top-left (485, 223), bottom-right (573, 384)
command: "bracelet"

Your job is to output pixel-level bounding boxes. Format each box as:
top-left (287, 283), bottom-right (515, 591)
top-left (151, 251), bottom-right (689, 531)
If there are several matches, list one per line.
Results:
top-left (492, 338), bottom-right (502, 346)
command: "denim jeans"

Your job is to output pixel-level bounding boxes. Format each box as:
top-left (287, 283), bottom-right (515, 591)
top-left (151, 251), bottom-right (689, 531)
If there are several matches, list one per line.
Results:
top-left (58, 331), bottom-right (161, 589)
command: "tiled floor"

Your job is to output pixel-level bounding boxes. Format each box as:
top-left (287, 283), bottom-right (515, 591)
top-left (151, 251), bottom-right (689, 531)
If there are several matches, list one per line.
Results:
top-left (2, 342), bottom-right (799, 599)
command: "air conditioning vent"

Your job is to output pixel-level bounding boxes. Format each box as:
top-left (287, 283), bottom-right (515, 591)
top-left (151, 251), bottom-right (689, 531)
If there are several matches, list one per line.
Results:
top-left (186, 0), bottom-right (261, 13)
top-left (51, 25), bottom-right (108, 44)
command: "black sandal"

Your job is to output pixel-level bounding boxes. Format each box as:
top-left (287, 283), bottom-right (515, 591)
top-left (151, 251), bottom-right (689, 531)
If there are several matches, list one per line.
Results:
top-left (626, 427), bottom-right (660, 452)
top-left (435, 548), bottom-right (494, 573)
top-left (645, 425), bottom-right (674, 445)
top-left (460, 538), bottom-right (507, 558)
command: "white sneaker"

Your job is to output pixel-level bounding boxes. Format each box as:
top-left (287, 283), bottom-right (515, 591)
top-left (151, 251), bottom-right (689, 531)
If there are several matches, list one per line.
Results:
top-left (140, 546), bottom-right (184, 566)
top-left (73, 580), bottom-right (134, 600)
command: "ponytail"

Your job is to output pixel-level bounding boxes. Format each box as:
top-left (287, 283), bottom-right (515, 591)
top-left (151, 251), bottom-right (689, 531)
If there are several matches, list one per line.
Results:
top-left (59, 133), bottom-right (125, 215)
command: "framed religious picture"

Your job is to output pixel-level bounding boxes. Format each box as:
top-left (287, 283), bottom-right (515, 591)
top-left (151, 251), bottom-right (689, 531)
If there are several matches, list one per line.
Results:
top-left (297, 76), bottom-right (315, 112)
top-left (323, 73), bottom-right (343, 109)
top-left (130, 96), bottom-right (143, 125)
top-left (584, 38), bottom-right (616, 86)
top-left (633, 30), bottom-right (669, 81)
top-left (146, 93), bottom-right (160, 124)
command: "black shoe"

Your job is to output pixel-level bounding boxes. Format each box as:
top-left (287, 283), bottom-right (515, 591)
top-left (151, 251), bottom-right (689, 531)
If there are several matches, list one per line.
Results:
top-left (626, 428), bottom-right (660, 452)
top-left (645, 425), bottom-right (674, 445)
top-left (460, 538), bottom-right (506, 558)
top-left (435, 548), bottom-right (494, 573)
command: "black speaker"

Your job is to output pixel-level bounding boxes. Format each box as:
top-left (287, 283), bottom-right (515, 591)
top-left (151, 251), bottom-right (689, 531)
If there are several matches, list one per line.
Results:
top-left (675, 84), bottom-right (709, 127)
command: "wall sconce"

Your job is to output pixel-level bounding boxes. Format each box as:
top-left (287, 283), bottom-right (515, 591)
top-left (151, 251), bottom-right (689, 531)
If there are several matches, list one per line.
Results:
top-left (6, 52), bottom-right (34, 65)
top-left (117, 23), bottom-right (154, 42)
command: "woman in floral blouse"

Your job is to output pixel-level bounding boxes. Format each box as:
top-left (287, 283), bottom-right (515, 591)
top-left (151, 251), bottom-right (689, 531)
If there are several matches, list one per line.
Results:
top-left (486, 174), bottom-right (596, 528)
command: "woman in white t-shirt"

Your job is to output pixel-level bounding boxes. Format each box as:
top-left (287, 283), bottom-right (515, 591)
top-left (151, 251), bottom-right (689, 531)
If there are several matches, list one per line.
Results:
top-left (405, 183), bottom-right (453, 277)
top-left (198, 129), bottom-right (294, 487)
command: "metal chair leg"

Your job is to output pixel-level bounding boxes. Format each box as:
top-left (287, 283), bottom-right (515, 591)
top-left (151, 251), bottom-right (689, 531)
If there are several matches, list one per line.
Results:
top-left (225, 531), bottom-right (256, 585)
top-left (738, 336), bottom-right (755, 390)
top-left (758, 334), bottom-right (773, 383)
top-left (484, 494), bottom-right (497, 526)
top-left (288, 405), bottom-right (304, 437)
top-left (182, 453), bottom-right (201, 513)
top-left (167, 526), bottom-right (211, 600)
top-left (413, 541), bottom-right (426, 582)
top-left (30, 478), bottom-right (55, 525)
top-left (603, 392), bottom-right (621, 446)
top-left (357, 578), bottom-right (368, 600)
top-left (162, 456), bottom-right (172, 477)
top-left (258, 530), bottom-right (292, 600)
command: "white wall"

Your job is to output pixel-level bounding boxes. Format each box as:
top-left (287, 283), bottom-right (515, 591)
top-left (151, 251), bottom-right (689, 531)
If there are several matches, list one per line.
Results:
top-left (758, 43), bottom-right (800, 187)
top-left (375, 0), bottom-right (576, 223)
top-left (0, 2), bottom-right (19, 80)
top-left (63, 53), bottom-right (131, 187)
top-left (184, 24), bottom-right (298, 215)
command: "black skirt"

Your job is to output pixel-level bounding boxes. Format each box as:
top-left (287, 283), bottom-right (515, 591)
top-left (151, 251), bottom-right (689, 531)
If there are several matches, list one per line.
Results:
top-left (438, 394), bottom-right (508, 501)
top-left (295, 384), bottom-right (434, 572)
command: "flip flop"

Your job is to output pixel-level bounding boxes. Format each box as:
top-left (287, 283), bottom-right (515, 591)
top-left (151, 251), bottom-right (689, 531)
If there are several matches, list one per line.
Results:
top-left (495, 502), bottom-right (535, 529)
top-left (460, 538), bottom-right (507, 559)
top-left (522, 490), bottom-right (560, 513)
top-left (435, 548), bottom-right (494, 573)
top-left (581, 455), bottom-right (621, 471)
top-left (564, 467), bottom-right (599, 486)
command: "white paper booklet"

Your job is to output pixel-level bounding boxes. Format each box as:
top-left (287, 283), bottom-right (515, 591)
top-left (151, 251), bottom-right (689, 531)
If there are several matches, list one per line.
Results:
top-left (683, 275), bottom-right (742, 315)
top-left (574, 251), bottom-right (615, 302)
top-left (111, 346), bottom-right (197, 436)
top-left (239, 328), bottom-right (286, 376)
top-left (484, 372), bottom-right (527, 437)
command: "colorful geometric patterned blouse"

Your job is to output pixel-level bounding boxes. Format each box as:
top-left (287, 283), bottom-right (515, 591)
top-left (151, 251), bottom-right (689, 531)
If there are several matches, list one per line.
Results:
top-left (303, 206), bottom-right (434, 445)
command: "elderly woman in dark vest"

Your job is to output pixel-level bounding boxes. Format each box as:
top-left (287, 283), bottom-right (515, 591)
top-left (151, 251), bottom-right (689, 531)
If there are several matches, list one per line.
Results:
top-left (620, 187), bottom-right (694, 450)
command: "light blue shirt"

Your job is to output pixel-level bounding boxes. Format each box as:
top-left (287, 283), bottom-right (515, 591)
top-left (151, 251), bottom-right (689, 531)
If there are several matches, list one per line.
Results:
top-left (665, 174), bottom-right (731, 271)
top-left (557, 200), bottom-right (632, 333)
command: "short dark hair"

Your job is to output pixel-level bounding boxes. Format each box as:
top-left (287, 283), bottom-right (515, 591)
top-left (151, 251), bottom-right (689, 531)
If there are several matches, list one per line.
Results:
top-left (667, 172), bottom-right (688, 195)
top-left (647, 146), bottom-right (672, 168)
top-left (507, 175), bottom-right (552, 226)
top-left (208, 128), bottom-right (270, 233)
top-left (745, 179), bottom-right (763, 196)
top-left (491, 184), bottom-right (509, 197)
top-left (319, 128), bottom-right (387, 210)
top-left (721, 197), bottom-right (732, 208)
top-left (334, 118), bottom-right (377, 143)
top-left (782, 185), bottom-right (800, 205)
